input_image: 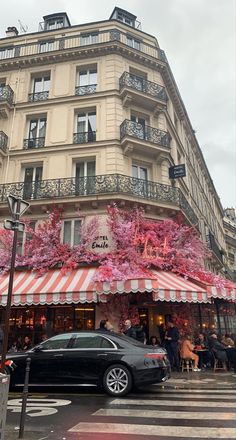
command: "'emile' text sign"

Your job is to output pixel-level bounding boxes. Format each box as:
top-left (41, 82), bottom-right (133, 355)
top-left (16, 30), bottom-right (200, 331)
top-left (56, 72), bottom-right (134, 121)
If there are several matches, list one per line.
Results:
top-left (169, 164), bottom-right (186, 179)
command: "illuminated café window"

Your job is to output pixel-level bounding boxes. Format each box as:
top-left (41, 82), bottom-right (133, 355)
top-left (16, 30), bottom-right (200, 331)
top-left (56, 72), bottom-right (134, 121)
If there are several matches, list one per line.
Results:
top-left (75, 306), bottom-right (95, 330)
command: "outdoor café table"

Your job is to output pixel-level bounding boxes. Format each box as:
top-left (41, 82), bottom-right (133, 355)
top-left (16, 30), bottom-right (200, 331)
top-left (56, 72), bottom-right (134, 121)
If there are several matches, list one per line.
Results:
top-left (194, 348), bottom-right (210, 369)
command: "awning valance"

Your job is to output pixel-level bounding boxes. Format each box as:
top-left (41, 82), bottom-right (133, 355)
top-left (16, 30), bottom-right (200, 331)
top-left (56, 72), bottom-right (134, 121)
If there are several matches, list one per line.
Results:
top-left (206, 285), bottom-right (236, 301)
top-left (96, 271), bottom-right (209, 303)
top-left (0, 268), bottom-right (97, 306)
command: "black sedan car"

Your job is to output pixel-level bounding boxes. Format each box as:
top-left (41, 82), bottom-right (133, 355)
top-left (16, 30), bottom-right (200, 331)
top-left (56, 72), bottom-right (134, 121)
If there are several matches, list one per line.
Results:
top-left (6, 331), bottom-right (170, 396)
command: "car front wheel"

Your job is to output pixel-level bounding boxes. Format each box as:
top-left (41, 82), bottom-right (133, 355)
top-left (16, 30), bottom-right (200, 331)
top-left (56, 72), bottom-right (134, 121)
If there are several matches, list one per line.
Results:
top-left (103, 364), bottom-right (132, 397)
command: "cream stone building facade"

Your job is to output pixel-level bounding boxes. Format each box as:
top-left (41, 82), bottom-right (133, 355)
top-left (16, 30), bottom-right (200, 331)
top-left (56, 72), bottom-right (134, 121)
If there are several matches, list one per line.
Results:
top-left (1, 8), bottom-right (233, 340)
top-left (224, 208), bottom-right (236, 282)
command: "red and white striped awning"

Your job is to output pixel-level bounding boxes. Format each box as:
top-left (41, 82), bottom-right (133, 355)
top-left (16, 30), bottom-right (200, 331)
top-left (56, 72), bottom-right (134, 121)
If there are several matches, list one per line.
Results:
top-left (207, 285), bottom-right (236, 301)
top-left (96, 271), bottom-right (209, 303)
top-left (0, 268), bottom-right (98, 306)
top-left (151, 271), bottom-right (209, 303)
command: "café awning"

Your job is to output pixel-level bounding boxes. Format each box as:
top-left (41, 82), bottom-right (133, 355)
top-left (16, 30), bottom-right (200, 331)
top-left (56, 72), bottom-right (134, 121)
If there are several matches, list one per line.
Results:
top-left (0, 268), bottom-right (98, 306)
top-left (96, 271), bottom-right (209, 303)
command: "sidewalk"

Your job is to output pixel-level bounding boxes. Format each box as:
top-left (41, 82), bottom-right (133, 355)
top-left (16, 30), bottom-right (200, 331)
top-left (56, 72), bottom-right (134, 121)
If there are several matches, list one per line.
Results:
top-left (157, 369), bottom-right (236, 389)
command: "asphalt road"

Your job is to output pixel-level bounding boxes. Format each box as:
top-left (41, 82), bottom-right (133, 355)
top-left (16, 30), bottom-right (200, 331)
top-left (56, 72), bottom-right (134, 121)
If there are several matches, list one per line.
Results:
top-left (5, 373), bottom-right (236, 440)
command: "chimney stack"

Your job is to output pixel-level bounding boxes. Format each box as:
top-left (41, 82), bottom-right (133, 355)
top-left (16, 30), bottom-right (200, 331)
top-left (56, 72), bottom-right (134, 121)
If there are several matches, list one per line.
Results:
top-left (6, 26), bottom-right (19, 37)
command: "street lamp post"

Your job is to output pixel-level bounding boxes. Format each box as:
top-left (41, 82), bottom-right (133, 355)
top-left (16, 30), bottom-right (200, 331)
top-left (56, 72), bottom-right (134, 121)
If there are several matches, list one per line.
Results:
top-left (0, 195), bottom-right (29, 373)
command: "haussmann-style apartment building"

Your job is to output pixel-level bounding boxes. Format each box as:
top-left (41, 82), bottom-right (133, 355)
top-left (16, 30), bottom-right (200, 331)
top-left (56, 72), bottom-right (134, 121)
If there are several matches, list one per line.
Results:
top-left (0, 8), bottom-right (235, 342)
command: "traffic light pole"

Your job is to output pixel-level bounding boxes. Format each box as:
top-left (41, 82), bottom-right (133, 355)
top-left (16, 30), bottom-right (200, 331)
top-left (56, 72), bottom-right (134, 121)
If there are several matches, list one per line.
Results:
top-left (1, 200), bottom-right (20, 373)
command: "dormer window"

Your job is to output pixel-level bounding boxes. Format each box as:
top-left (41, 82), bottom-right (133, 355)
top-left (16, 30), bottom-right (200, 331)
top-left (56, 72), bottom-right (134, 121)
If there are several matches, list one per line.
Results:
top-left (109, 7), bottom-right (137, 28)
top-left (47, 18), bottom-right (64, 30)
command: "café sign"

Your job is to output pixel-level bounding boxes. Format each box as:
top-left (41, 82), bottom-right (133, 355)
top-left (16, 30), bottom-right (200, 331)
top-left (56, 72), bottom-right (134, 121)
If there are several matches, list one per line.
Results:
top-left (169, 164), bottom-right (186, 179)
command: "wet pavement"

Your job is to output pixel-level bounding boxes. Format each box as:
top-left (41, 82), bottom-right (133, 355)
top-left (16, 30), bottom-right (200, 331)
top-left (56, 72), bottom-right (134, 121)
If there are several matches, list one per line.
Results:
top-left (4, 370), bottom-right (236, 440)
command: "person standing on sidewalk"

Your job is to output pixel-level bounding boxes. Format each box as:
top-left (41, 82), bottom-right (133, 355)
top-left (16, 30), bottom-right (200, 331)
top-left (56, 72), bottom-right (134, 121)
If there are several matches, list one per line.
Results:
top-left (165, 320), bottom-right (180, 370)
top-left (0, 325), bottom-right (4, 354)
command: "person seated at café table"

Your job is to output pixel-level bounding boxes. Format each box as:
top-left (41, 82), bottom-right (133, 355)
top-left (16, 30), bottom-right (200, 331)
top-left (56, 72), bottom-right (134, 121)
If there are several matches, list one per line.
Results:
top-left (208, 332), bottom-right (228, 368)
top-left (221, 334), bottom-right (235, 347)
top-left (194, 333), bottom-right (211, 369)
top-left (180, 334), bottom-right (201, 371)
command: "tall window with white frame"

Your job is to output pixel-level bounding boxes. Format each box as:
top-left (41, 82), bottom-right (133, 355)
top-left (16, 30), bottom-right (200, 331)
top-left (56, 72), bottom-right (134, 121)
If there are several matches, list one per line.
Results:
top-left (74, 112), bottom-right (96, 144)
top-left (75, 160), bottom-right (96, 195)
top-left (22, 165), bottom-right (43, 200)
top-left (131, 114), bottom-right (146, 140)
top-left (80, 33), bottom-right (98, 45)
top-left (63, 219), bottom-right (82, 247)
top-left (29, 75), bottom-right (50, 102)
top-left (127, 35), bottom-right (141, 50)
top-left (39, 40), bottom-right (55, 53)
top-left (132, 163), bottom-right (148, 197)
top-left (75, 68), bottom-right (97, 95)
top-left (24, 117), bottom-right (47, 149)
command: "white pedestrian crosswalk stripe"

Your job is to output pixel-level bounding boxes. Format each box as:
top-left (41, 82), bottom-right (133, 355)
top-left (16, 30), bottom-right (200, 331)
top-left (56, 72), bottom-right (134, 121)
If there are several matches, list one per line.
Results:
top-left (110, 398), bottom-right (236, 407)
top-left (68, 422), bottom-right (236, 438)
top-left (94, 407), bottom-right (236, 420)
top-left (69, 389), bottom-right (236, 438)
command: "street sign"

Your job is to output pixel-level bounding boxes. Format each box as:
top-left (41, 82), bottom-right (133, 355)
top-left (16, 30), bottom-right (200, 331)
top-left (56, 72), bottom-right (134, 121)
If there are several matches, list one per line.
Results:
top-left (4, 219), bottom-right (25, 232)
top-left (7, 194), bottom-right (30, 217)
top-left (169, 164), bottom-right (186, 179)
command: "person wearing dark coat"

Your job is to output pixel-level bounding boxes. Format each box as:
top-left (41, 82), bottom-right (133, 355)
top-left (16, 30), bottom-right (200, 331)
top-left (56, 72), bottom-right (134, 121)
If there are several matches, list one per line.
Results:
top-left (123, 319), bottom-right (137, 340)
top-left (165, 321), bottom-right (180, 370)
top-left (96, 319), bottom-right (110, 332)
top-left (208, 333), bottom-right (228, 363)
top-left (0, 326), bottom-right (4, 354)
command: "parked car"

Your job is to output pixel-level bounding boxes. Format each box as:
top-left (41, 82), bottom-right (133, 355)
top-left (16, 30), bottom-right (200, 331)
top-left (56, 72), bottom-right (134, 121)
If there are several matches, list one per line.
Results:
top-left (5, 331), bottom-right (170, 396)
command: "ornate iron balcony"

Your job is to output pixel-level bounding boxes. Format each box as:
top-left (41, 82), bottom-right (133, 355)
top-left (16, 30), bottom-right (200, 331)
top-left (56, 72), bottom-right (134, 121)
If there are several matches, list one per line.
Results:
top-left (0, 174), bottom-right (197, 225)
top-left (23, 137), bottom-right (45, 149)
top-left (0, 85), bottom-right (14, 105)
top-left (119, 72), bottom-right (168, 102)
top-left (207, 232), bottom-right (223, 264)
top-left (120, 119), bottom-right (171, 148)
top-left (28, 91), bottom-right (49, 102)
top-left (73, 131), bottom-right (96, 144)
top-left (75, 84), bottom-right (97, 96)
top-left (0, 131), bottom-right (8, 153)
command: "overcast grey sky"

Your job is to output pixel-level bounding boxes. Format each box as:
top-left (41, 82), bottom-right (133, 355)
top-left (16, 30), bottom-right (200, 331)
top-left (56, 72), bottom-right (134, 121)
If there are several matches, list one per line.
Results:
top-left (1, 0), bottom-right (235, 208)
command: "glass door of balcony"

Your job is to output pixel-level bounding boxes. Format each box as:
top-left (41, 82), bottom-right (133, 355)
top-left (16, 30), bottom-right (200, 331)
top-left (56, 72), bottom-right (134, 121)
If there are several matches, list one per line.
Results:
top-left (23, 166), bottom-right (43, 199)
top-left (131, 115), bottom-right (146, 140)
top-left (132, 164), bottom-right (148, 197)
top-left (75, 161), bottom-right (95, 195)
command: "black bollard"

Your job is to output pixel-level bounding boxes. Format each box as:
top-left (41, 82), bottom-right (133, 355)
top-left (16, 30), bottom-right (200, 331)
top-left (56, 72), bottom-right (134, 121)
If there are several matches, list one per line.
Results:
top-left (18, 357), bottom-right (31, 439)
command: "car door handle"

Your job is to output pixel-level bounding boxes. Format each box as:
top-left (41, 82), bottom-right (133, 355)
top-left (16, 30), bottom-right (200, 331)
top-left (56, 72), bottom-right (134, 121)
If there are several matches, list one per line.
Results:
top-left (97, 353), bottom-right (108, 356)
top-left (54, 354), bottom-right (63, 357)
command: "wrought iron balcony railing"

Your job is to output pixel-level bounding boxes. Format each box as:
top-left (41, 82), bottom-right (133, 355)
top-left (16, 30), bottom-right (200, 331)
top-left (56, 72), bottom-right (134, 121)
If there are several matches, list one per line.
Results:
top-left (119, 72), bottom-right (168, 102)
top-left (28, 91), bottom-right (49, 102)
top-left (0, 28), bottom-right (167, 64)
top-left (73, 131), bottom-right (96, 144)
top-left (0, 174), bottom-right (197, 225)
top-left (225, 234), bottom-right (236, 248)
top-left (0, 85), bottom-right (14, 105)
top-left (120, 119), bottom-right (171, 148)
top-left (0, 131), bottom-right (8, 153)
top-left (75, 84), bottom-right (97, 96)
top-left (23, 137), bottom-right (45, 149)
top-left (207, 232), bottom-right (223, 264)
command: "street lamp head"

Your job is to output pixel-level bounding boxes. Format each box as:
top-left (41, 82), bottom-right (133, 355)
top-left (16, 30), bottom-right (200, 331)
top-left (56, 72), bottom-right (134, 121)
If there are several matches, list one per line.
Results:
top-left (7, 194), bottom-right (30, 217)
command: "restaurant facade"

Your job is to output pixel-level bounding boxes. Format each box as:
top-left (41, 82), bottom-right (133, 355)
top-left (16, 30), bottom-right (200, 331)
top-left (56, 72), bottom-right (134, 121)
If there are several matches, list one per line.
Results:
top-left (0, 267), bottom-right (235, 345)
